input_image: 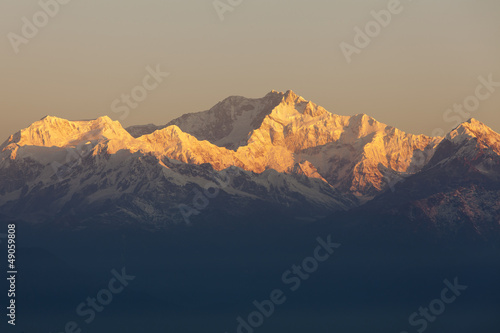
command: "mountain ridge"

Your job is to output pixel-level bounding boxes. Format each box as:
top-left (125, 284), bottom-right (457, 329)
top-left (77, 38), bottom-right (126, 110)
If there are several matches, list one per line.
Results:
top-left (2, 90), bottom-right (445, 200)
top-left (1, 90), bottom-right (498, 230)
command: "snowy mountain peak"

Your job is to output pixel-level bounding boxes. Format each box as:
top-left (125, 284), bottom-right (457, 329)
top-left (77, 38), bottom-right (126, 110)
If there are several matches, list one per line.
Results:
top-left (151, 91), bottom-right (287, 150)
top-left (120, 90), bottom-right (446, 199)
top-left (3, 115), bottom-right (132, 149)
top-left (447, 118), bottom-right (500, 149)
top-left (126, 90), bottom-right (314, 147)
top-left (4, 91), bottom-right (500, 227)
top-left (458, 118), bottom-right (494, 135)
top-left (7, 91), bottom-right (499, 206)
top-left (282, 90), bottom-right (306, 105)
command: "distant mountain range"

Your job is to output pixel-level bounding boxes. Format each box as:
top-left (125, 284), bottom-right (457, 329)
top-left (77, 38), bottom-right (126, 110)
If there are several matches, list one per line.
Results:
top-left (1, 90), bottom-right (499, 237)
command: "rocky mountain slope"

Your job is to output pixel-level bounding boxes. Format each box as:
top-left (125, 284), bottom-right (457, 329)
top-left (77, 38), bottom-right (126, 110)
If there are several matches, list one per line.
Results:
top-left (356, 119), bottom-right (500, 239)
top-left (0, 91), bottom-right (497, 229)
top-left (127, 90), bottom-right (442, 200)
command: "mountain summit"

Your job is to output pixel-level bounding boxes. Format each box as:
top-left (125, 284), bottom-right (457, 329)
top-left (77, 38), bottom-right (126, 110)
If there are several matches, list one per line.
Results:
top-left (127, 90), bottom-right (442, 199)
top-left (1, 115), bottom-right (133, 149)
top-left (0, 91), bottom-right (498, 229)
top-left (446, 118), bottom-right (500, 154)
top-left (126, 90), bottom-right (306, 149)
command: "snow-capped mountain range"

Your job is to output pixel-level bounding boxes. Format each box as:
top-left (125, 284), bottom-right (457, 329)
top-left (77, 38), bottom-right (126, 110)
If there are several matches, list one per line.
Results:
top-left (1, 90), bottom-right (498, 230)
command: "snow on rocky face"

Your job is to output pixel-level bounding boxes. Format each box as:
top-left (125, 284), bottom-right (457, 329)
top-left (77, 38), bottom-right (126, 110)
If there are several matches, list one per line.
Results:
top-left (130, 90), bottom-right (443, 200)
top-left (125, 90), bottom-right (286, 148)
top-left (358, 117), bottom-right (500, 235)
top-left (2, 116), bottom-right (132, 148)
top-left (446, 118), bottom-right (500, 155)
top-left (1, 90), bottom-right (498, 227)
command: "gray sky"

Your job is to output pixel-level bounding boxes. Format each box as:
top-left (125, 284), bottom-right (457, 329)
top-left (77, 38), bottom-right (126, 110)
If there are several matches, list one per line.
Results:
top-left (1, 0), bottom-right (499, 141)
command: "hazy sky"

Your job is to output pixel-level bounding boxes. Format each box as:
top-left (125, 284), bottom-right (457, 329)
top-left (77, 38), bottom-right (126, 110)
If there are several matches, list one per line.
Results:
top-left (1, 0), bottom-right (500, 141)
